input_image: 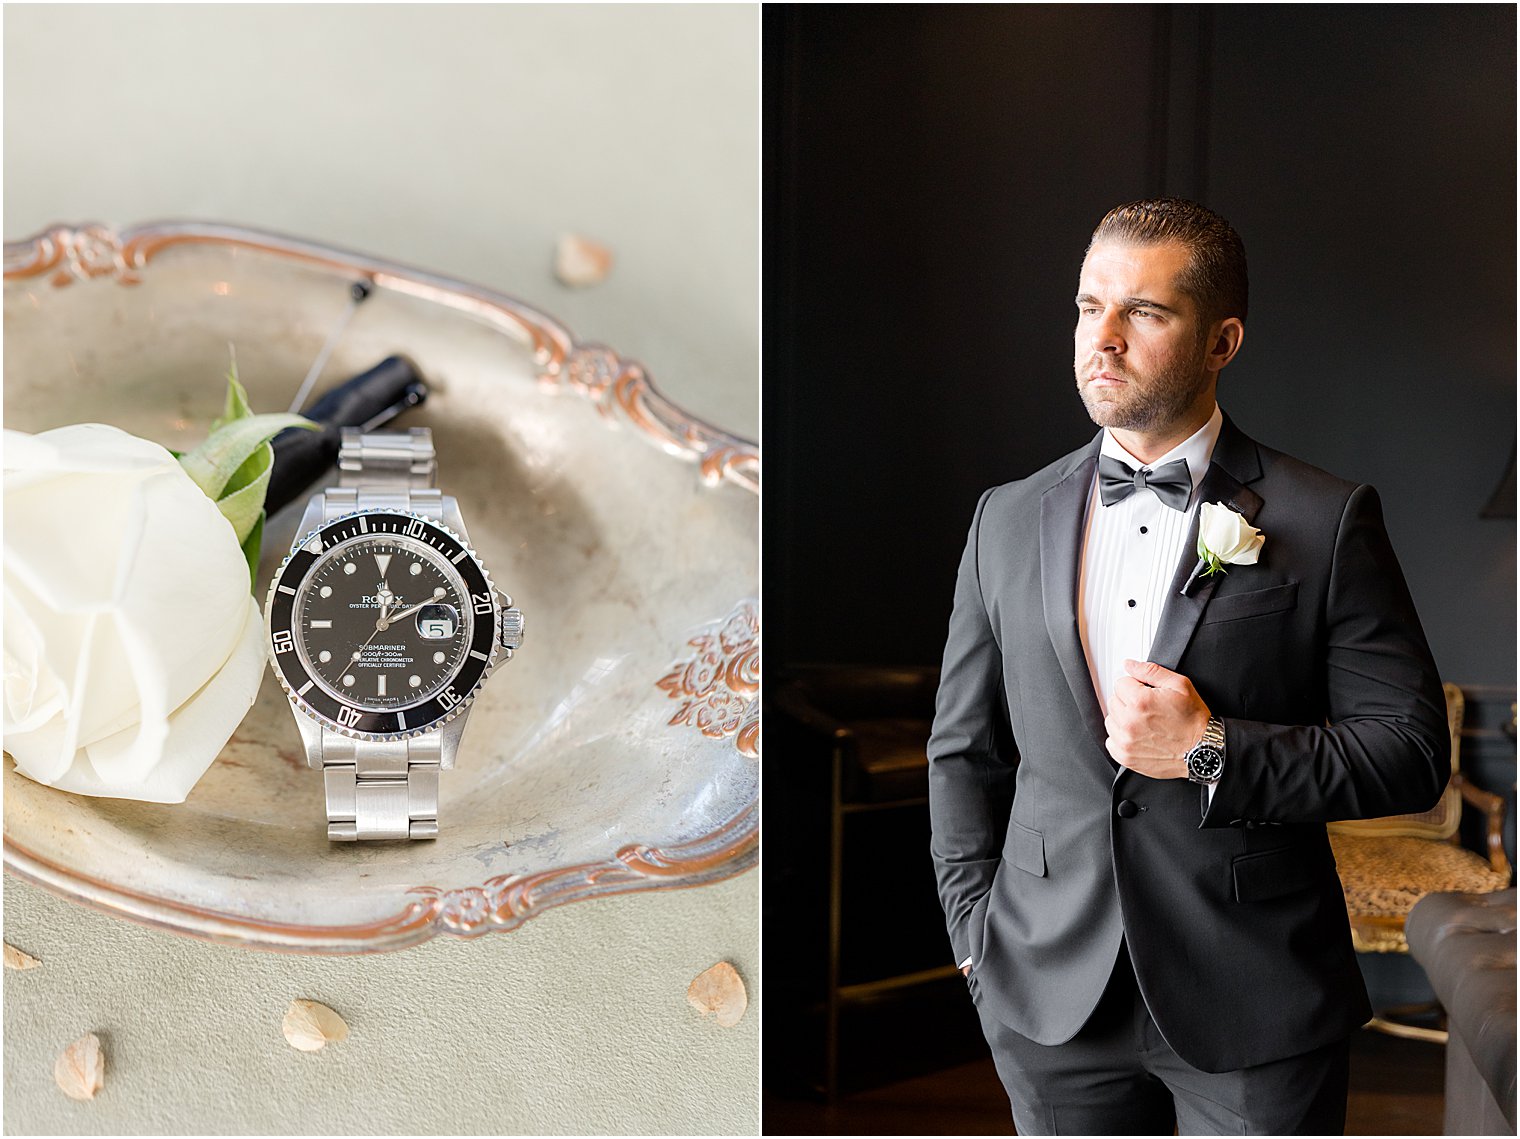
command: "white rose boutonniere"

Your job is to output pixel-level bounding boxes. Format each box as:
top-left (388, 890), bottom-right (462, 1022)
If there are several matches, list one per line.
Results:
top-left (1181, 502), bottom-right (1265, 596)
top-left (3, 371), bottom-right (314, 802)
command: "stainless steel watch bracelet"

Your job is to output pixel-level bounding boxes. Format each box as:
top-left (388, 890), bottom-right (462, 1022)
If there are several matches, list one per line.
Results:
top-left (323, 427), bottom-right (445, 842)
top-left (337, 427), bottom-right (437, 490)
top-left (1185, 715), bottom-right (1227, 786)
top-left (321, 730), bottom-right (441, 841)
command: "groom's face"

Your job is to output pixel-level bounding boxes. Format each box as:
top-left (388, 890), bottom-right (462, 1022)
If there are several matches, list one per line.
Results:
top-left (1073, 240), bottom-right (1214, 435)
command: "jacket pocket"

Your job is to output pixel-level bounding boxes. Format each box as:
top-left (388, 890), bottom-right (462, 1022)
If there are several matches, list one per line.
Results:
top-left (1011, 820), bottom-right (1046, 877)
top-left (1232, 844), bottom-right (1320, 902)
top-left (1200, 581), bottom-right (1298, 624)
top-left (967, 889), bottom-right (993, 965)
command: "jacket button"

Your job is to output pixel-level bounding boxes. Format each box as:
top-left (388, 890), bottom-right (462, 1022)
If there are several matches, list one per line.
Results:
top-left (1116, 799), bottom-right (1139, 818)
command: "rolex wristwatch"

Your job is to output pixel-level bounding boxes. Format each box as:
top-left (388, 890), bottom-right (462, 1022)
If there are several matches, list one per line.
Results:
top-left (1184, 715), bottom-right (1226, 785)
top-left (265, 428), bottom-right (524, 841)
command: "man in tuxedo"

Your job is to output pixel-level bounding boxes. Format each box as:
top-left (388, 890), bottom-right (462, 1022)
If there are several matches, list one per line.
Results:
top-left (927, 198), bottom-right (1449, 1135)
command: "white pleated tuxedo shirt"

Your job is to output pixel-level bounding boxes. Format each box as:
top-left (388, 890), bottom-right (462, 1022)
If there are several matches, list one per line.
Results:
top-left (1077, 403), bottom-right (1223, 719)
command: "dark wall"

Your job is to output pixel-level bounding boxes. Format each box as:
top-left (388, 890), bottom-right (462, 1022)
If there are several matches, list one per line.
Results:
top-left (765, 3), bottom-right (1516, 691)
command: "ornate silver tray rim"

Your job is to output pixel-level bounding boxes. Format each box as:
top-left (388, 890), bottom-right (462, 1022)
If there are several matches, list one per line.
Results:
top-left (2, 219), bottom-right (758, 953)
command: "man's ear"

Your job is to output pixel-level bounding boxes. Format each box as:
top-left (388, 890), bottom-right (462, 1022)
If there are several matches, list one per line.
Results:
top-left (1206, 317), bottom-right (1245, 374)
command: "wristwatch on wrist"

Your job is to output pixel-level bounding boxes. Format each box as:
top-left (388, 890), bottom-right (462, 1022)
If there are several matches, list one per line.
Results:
top-left (1183, 715), bottom-right (1226, 785)
top-left (265, 428), bottom-right (524, 841)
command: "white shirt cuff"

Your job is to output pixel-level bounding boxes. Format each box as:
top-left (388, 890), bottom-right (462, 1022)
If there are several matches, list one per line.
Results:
top-left (958, 955), bottom-right (973, 970)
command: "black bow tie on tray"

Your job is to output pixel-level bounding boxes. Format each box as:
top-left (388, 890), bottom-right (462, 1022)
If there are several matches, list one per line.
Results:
top-left (265, 355), bottom-right (428, 515)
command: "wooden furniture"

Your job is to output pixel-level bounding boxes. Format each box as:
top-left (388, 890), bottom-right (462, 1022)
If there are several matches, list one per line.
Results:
top-left (770, 665), bottom-right (959, 1101)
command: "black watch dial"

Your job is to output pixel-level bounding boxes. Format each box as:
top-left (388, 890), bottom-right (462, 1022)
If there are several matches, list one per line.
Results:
top-left (1188, 746), bottom-right (1225, 782)
top-left (294, 534), bottom-right (471, 710)
top-left (268, 511), bottom-right (500, 738)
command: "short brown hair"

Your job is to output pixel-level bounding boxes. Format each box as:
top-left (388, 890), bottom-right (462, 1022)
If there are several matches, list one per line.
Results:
top-left (1088, 198), bottom-right (1248, 324)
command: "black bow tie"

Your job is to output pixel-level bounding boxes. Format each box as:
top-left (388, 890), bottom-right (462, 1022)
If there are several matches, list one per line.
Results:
top-left (1098, 455), bottom-right (1192, 511)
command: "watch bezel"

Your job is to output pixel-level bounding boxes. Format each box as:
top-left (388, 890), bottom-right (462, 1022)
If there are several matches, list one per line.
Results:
top-left (266, 509), bottom-right (501, 740)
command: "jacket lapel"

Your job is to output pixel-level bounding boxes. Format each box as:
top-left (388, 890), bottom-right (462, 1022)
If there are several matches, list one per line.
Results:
top-left (1147, 413), bottom-right (1265, 671)
top-left (1040, 433), bottom-right (1110, 759)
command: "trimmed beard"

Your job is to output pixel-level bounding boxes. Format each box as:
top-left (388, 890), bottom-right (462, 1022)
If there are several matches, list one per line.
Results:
top-left (1077, 327), bottom-right (1212, 433)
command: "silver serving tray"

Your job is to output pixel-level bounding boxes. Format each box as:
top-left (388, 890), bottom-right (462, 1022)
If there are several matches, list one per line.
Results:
top-left (3, 221), bottom-right (757, 952)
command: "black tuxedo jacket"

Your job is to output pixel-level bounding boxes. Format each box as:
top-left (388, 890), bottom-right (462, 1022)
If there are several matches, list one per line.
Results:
top-left (927, 412), bottom-right (1449, 1073)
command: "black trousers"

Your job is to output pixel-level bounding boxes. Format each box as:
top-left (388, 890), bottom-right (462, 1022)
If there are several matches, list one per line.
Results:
top-left (970, 941), bottom-right (1351, 1136)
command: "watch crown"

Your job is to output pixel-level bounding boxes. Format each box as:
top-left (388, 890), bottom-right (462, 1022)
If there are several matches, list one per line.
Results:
top-left (499, 606), bottom-right (525, 651)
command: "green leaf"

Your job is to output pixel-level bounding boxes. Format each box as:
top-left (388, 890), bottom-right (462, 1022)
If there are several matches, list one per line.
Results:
top-left (215, 442), bottom-right (275, 544)
top-left (179, 410), bottom-right (316, 501)
top-left (177, 370), bottom-right (319, 587)
top-left (222, 442), bottom-right (267, 498)
top-left (240, 510), bottom-right (266, 590)
top-left (212, 363), bottom-right (256, 432)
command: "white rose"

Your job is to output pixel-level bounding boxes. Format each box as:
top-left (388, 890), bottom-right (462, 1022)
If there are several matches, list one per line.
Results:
top-left (1197, 501), bottom-right (1265, 566)
top-left (3, 423), bottom-right (266, 802)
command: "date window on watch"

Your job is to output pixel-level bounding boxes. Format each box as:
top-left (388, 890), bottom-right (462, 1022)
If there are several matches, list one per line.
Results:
top-left (417, 604), bottom-right (459, 640)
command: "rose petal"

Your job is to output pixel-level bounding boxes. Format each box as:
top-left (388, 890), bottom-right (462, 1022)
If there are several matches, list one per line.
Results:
top-left (554, 234), bottom-right (614, 287)
top-left (4, 942), bottom-right (41, 970)
top-left (4, 712), bottom-right (75, 787)
top-left (687, 960), bottom-right (748, 1028)
top-left (282, 1000), bottom-right (349, 1052)
top-left (89, 467), bottom-right (250, 760)
top-left (53, 1032), bottom-right (104, 1101)
top-left (3, 591), bottom-right (87, 786)
top-left (5, 470), bottom-right (139, 610)
top-left (2, 581), bottom-right (66, 737)
top-left (3, 424), bottom-right (177, 477)
top-left (1231, 534), bottom-right (1265, 565)
top-left (53, 595), bottom-right (265, 802)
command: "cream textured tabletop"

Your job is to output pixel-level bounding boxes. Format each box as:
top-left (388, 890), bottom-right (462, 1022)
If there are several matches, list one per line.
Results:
top-left (2, 5), bottom-right (758, 1135)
